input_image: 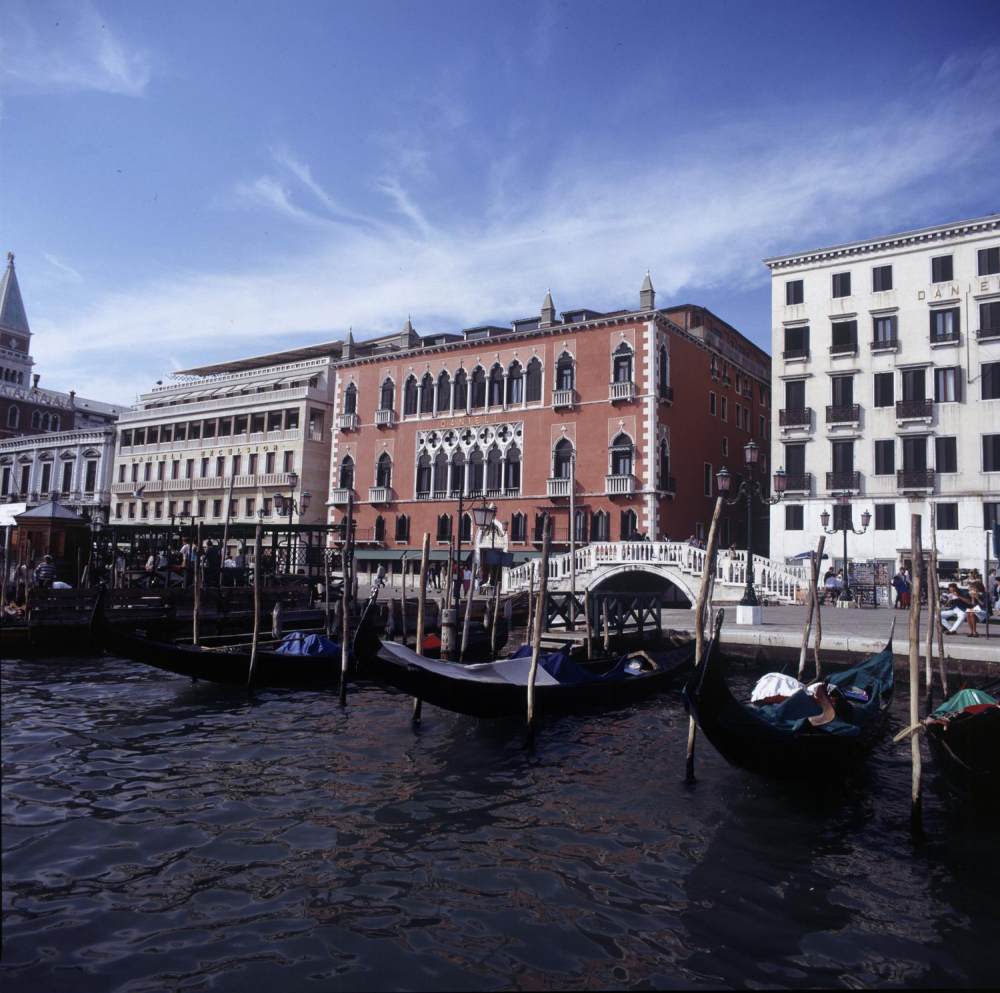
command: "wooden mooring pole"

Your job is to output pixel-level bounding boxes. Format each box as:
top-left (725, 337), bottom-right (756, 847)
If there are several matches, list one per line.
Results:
top-left (192, 522), bottom-right (202, 646)
top-left (247, 523), bottom-right (263, 689)
top-left (908, 513), bottom-right (923, 830)
top-left (798, 535), bottom-right (825, 681)
top-left (526, 514), bottom-right (552, 736)
top-left (687, 496), bottom-right (723, 783)
top-left (339, 494), bottom-right (354, 706)
top-left (412, 532), bottom-right (430, 723)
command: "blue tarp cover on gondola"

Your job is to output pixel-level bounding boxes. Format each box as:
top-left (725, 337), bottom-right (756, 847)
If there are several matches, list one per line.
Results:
top-left (509, 644), bottom-right (639, 685)
top-left (275, 632), bottom-right (341, 657)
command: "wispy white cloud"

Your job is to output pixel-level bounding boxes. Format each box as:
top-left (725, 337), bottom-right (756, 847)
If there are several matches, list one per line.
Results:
top-left (30, 48), bottom-right (1000, 405)
top-left (41, 251), bottom-right (83, 283)
top-left (0, 0), bottom-right (150, 96)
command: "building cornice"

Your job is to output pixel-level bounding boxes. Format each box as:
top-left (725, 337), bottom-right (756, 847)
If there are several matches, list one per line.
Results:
top-left (763, 213), bottom-right (1000, 271)
top-left (0, 426), bottom-right (115, 454)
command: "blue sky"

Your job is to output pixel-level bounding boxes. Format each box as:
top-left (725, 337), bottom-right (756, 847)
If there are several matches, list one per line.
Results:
top-left (2, 0), bottom-right (1000, 405)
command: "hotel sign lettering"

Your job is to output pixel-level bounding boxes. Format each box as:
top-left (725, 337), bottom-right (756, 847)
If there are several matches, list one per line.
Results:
top-left (917, 274), bottom-right (1000, 300)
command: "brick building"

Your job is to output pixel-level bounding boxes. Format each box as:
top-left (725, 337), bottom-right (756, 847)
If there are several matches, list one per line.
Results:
top-left (328, 276), bottom-right (772, 572)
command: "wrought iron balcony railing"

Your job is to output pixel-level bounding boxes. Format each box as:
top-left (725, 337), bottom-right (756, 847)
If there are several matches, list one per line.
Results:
top-left (826, 471), bottom-right (861, 492)
top-left (779, 407), bottom-right (812, 427)
top-left (825, 403), bottom-right (861, 424)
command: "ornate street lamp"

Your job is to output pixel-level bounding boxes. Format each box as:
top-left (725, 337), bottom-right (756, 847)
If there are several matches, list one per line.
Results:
top-left (820, 494), bottom-right (871, 603)
top-left (273, 472), bottom-right (308, 575)
top-left (715, 442), bottom-right (786, 609)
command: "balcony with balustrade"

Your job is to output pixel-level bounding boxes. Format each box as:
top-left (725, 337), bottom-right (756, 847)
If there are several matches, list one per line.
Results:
top-left (870, 336), bottom-right (899, 353)
top-left (825, 403), bottom-right (861, 427)
top-left (546, 477), bottom-right (571, 498)
top-left (977, 325), bottom-right (1000, 342)
top-left (826, 470), bottom-right (861, 493)
top-left (660, 474), bottom-right (677, 496)
top-left (374, 408), bottom-right (397, 427)
top-left (895, 399), bottom-right (933, 423)
top-left (930, 330), bottom-right (960, 348)
top-left (338, 412), bottom-right (359, 432)
top-left (329, 488), bottom-right (354, 505)
top-left (551, 388), bottom-right (576, 410)
top-left (658, 385), bottom-right (674, 404)
top-left (609, 381), bottom-right (636, 403)
top-left (782, 472), bottom-right (812, 495)
top-left (605, 473), bottom-right (636, 496)
top-left (897, 468), bottom-right (935, 493)
top-left (368, 486), bottom-right (394, 504)
top-left (779, 407), bottom-right (812, 430)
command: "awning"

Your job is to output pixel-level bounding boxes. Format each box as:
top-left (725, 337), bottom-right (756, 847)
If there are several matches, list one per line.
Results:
top-left (0, 502), bottom-right (28, 527)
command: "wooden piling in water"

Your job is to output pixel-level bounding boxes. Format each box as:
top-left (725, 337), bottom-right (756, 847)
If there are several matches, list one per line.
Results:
top-left (526, 514), bottom-right (552, 734)
top-left (602, 598), bottom-right (610, 654)
top-left (687, 495), bottom-right (723, 783)
top-left (412, 533), bottom-right (429, 723)
top-left (908, 514), bottom-right (923, 830)
top-left (192, 522), bottom-right (202, 646)
top-left (339, 494), bottom-right (354, 706)
top-left (584, 588), bottom-right (593, 660)
top-left (247, 523), bottom-right (263, 689)
top-left (928, 504), bottom-right (948, 702)
top-left (798, 535), bottom-right (825, 681)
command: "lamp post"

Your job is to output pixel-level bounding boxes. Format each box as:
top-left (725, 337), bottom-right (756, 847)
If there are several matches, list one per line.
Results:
top-left (715, 440), bottom-right (787, 618)
top-left (273, 472), bottom-right (310, 575)
top-left (471, 499), bottom-right (497, 590)
top-left (89, 509), bottom-right (106, 586)
top-left (820, 494), bottom-right (871, 604)
top-left (453, 488), bottom-right (465, 606)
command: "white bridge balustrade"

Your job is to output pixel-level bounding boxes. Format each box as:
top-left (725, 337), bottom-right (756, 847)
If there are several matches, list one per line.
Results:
top-left (502, 540), bottom-right (808, 607)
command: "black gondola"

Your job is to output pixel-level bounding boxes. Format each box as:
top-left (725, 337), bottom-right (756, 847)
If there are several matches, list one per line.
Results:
top-left (352, 582), bottom-right (695, 719)
top-left (683, 611), bottom-right (895, 779)
top-left (924, 690), bottom-right (1000, 805)
top-left (92, 591), bottom-right (343, 688)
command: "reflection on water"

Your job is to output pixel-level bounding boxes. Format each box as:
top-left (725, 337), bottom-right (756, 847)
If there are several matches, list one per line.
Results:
top-left (2, 656), bottom-right (998, 991)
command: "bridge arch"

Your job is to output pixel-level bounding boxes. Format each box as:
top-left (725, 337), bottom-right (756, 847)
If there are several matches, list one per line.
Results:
top-left (588, 563), bottom-right (695, 607)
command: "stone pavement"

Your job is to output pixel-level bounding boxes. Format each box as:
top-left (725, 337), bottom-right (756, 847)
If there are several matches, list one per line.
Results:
top-left (659, 604), bottom-right (1000, 670)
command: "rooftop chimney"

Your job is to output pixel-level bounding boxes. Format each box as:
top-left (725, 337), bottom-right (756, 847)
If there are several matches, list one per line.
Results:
top-left (31, 373), bottom-right (40, 389)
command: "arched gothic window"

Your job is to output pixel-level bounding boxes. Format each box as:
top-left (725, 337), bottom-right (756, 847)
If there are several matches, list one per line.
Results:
top-left (613, 342), bottom-right (633, 383)
top-left (470, 368), bottom-right (486, 409)
top-left (51, 415), bottom-right (60, 431)
top-left (395, 514), bottom-right (410, 542)
top-left (658, 345), bottom-right (669, 395)
top-left (610, 433), bottom-right (634, 476)
top-left (506, 361), bottom-right (523, 404)
top-left (419, 372), bottom-right (435, 414)
top-left (511, 512), bottom-right (527, 542)
top-left (556, 351), bottom-right (574, 391)
top-left (7, 405), bottom-right (19, 428)
top-left (525, 358), bottom-right (542, 402)
top-left (488, 364), bottom-right (504, 406)
top-left (380, 378), bottom-right (395, 411)
top-left (433, 451), bottom-right (449, 494)
top-left (374, 515), bottom-right (386, 542)
top-left (31, 410), bottom-right (40, 429)
top-left (449, 450), bottom-right (465, 495)
top-left (504, 444), bottom-right (521, 492)
top-left (453, 369), bottom-right (468, 410)
top-left (553, 438), bottom-right (574, 479)
top-left (591, 509), bottom-right (610, 541)
top-left (416, 453), bottom-right (431, 496)
top-left (436, 513), bottom-right (452, 541)
top-left (339, 455), bottom-right (355, 489)
top-left (344, 383), bottom-right (358, 415)
top-left (459, 512), bottom-right (472, 542)
top-left (620, 509), bottom-right (638, 540)
top-left (403, 375), bottom-right (418, 416)
top-left (468, 448), bottom-right (485, 494)
top-left (437, 370), bottom-right (452, 412)
top-left (658, 439), bottom-right (670, 489)
top-left (486, 446), bottom-right (503, 491)
top-left (573, 508), bottom-right (587, 542)
top-left (376, 452), bottom-right (392, 488)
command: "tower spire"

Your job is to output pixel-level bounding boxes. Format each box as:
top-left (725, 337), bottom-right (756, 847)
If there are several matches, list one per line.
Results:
top-left (0, 251), bottom-right (30, 335)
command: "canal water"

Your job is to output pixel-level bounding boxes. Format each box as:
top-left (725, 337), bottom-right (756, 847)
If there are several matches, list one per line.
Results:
top-left (2, 654), bottom-right (998, 991)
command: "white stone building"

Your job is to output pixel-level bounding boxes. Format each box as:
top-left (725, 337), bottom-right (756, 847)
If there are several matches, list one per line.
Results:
top-left (765, 213), bottom-right (1000, 579)
top-left (109, 343), bottom-right (341, 529)
top-left (0, 426), bottom-right (116, 517)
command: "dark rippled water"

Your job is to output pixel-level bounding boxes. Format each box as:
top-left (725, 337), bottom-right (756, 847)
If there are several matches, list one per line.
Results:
top-left (2, 654), bottom-right (998, 992)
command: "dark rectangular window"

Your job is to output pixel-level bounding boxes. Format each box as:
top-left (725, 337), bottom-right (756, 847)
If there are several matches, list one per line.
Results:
top-left (703, 462), bottom-right (713, 497)
top-left (831, 320), bottom-right (857, 352)
top-left (931, 255), bottom-right (953, 283)
top-left (873, 315), bottom-right (897, 344)
top-left (872, 265), bottom-right (893, 292)
top-left (874, 440), bottom-right (895, 475)
top-left (785, 505), bottom-right (803, 530)
top-left (902, 436), bottom-right (927, 471)
top-left (875, 505), bottom-right (895, 531)
top-left (832, 440), bottom-right (854, 473)
top-left (934, 366), bottom-right (961, 403)
top-left (832, 505), bottom-right (853, 530)
top-left (981, 301), bottom-right (1000, 334)
top-left (984, 434), bottom-right (1000, 472)
top-left (784, 443), bottom-right (805, 475)
top-left (832, 272), bottom-right (851, 298)
top-left (935, 436), bottom-right (957, 473)
top-left (873, 372), bottom-right (894, 407)
top-left (902, 368), bottom-right (926, 401)
top-left (709, 392), bottom-right (716, 415)
top-left (785, 280), bottom-right (804, 305)
top-left (978, 246), bottom-right (1000, 276)
top-left (831, 375), bottom-right (854, 406)
top-left (985, 502), bottom-right (1000, 530)
top-left (783, 326), bottom-right (809, 356)
top-left (983, 361), bottom-right (1000, 400)
top-left (930, 308), bottom-right (960, 340)
top-left (936, 503), bottom-right (959, 530)
top-left (784, 379), bottom-right (806, 408)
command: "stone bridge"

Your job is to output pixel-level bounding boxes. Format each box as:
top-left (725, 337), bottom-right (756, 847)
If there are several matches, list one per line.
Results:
top-left (502, 540), bottom-right (807, 607)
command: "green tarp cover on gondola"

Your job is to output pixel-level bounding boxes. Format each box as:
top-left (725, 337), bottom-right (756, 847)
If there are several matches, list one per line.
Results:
top-left (933, 688), bottom-right (998, 717)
